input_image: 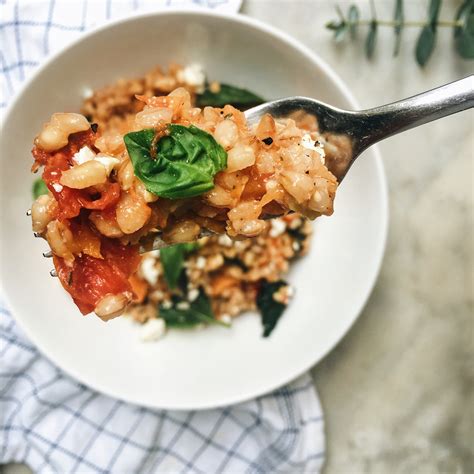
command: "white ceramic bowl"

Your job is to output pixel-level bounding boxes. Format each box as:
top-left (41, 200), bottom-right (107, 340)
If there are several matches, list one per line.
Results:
top-left (0, 10), bottom-right (388, 410)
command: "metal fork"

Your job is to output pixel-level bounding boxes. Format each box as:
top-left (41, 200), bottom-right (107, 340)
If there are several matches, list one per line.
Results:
top-left (245, 75), bottom-right (473, 181)
top-left (37, 75), bottom-right (473, 276)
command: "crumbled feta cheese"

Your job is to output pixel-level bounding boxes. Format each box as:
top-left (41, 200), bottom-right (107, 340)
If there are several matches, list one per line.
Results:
top-left (162, 300), bottom-right (173, 309)
top-left (176, 301), bottom-right (190, 311)
top-left (94, 155), bottom-right (120, 175)
top-left (292, 241), bottom-right (301, 252)
top-left (218, 234), bottom-right (233, 247)
top-left (140, 258), bottom-right (160, 285)
top-left (269, 219), bottom-right (286, 238)
top-left (301, 133), bottom-right (326, 164)
top-left (82, 87), bottom-right (94, 99)
top-left (72, 146), bottom-right (96, 165)
top-left (72, 147), bottom-right (120, 174)
top-left (140, 318), bottom-right (166, 342)
top-left (52, 183), bottom-right (63, 193)
top-left (220, 314), bottom-right (232, 325)
top-left (177, 64), bottom-right (206, 93)
top-left (187, 288), bottom-right (199, 302)
top-left (196, 256), bottom-right (206, 269)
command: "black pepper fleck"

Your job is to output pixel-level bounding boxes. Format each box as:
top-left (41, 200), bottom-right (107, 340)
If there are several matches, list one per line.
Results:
top-left (262, 137), bottom-right (273, 145)
top-left (90, 123), bottom-right (99, 133)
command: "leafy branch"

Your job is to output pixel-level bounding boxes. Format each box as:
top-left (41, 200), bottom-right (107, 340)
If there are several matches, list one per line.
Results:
top-left (326, 0), bottom-right (474, 66)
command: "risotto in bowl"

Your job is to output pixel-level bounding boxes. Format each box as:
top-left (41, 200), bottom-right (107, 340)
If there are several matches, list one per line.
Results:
top-left (0, 10), bottom-right (388, 409)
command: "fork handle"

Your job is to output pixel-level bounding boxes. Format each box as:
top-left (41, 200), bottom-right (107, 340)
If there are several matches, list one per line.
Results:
top-left (355, 75), bottom-right (474, 153)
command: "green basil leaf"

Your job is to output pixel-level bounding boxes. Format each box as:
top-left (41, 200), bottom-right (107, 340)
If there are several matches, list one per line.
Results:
top-left (196, 83), bottom-right (264, 109)
top-left (160, 242), bottom-right (199, 289)
top-left (256, 280), bottom-right (289, 337)
top-left (365, 20), bottom-right (378, 59)
top-left (393, 0), bottom-right (404, 56)
top-left (454, 0), bottom-right (474, 59)
top-left (159, 289), bottom-right (229, 328)
top-left (124, 124), bottom-right (227, 200)
top-left (32, 178), bottom-right (48, 199)
top-left (416, 25), bottom-right (436, 66)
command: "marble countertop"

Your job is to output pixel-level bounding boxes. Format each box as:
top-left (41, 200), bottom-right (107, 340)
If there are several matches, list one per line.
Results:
top-left (2, 1), bottom-right (472, 473)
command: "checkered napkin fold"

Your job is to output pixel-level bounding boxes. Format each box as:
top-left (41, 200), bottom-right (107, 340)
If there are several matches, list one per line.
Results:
top-left (0, 1), bottom-right (325, 472)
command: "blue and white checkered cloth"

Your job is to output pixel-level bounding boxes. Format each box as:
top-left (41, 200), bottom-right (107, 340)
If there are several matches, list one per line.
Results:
top-left (0, 1), bottom-right (326, 472)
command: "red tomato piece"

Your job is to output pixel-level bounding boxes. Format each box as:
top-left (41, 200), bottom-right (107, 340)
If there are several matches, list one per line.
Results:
top-left (53, 240), bottom-right (141, 315)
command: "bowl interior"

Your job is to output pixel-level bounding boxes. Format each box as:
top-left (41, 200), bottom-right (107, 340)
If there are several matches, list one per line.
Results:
top-left (0, 11), bottom-right (387, 409)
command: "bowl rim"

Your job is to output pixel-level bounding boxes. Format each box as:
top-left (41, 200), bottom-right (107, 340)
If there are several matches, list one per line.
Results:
top-left (0, 8), bottom-right (389, 409)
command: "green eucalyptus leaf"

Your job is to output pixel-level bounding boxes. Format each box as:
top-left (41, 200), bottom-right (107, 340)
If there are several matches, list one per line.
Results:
top-left (326, 20), bottom-right (342, 31)
top-left (416, 25), bottom-right (436, 66)
top-left (393, 0), bottom-right (404, 56)
top-left (365, 20), bottom-right (377, 59)
top-left (348, 5), bottom-right (360, 38)
top-left (336, 4), bottom-right (346, 21)
top-left (454, 0), bottom-right (474, 59)
top-left (428, 0), bottom-right (442, 24)
top-left (334, 22), bottom-right (348, 42)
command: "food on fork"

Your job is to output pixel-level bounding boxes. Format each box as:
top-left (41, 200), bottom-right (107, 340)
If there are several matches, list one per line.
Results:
top-left (30, 65), bottom-right (340, 323)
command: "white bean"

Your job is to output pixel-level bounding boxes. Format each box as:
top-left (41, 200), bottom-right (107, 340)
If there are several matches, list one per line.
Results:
top-left (31, 194), bottom-right (57, 233)
top-left (94, 293), bottom-right (130, 321)
top-left (116, 191), bottom-right (151, 234)
top-left (162, 220), bottom-right (201, 244)
top-left (134, 179), bottom-right (159, 203)
top-left (59, 160), bottom-right (107, 189)
top-left (118, 160), bottom-right (135, 191)
top-left (36, 113), bottom-right (90, 152)
top-left (89, 211), bottom-right (124, 238)
top-left (46, 220), bottom-right (73, 261)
